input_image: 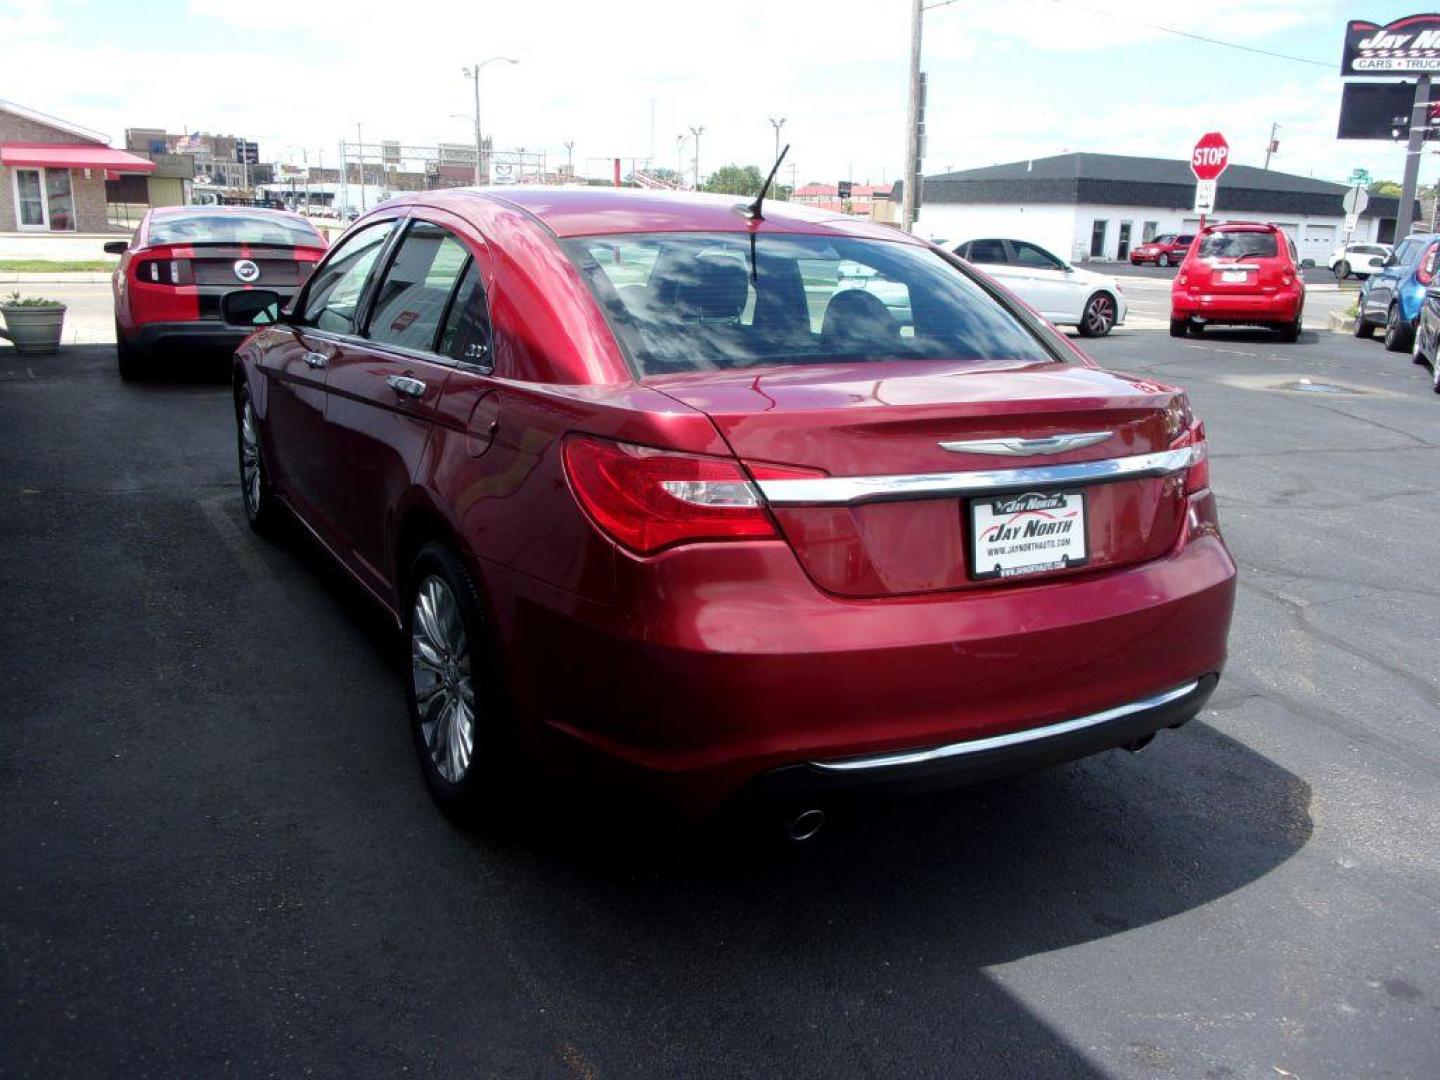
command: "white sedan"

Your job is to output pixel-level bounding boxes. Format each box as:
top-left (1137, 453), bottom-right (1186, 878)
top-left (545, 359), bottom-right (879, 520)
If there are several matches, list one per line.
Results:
top-left (952, 238), bottom-right (1126, 337)
top-left (1329, 242), bottom-right (1391, 280)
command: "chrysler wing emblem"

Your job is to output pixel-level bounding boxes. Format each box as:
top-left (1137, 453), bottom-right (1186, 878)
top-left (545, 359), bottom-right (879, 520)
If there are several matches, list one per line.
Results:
top-left (939, 431), bottom-right (1113, 456)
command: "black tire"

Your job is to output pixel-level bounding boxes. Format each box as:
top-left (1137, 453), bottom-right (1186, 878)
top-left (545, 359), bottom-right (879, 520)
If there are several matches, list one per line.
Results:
top-left (1077, 292), bottom-right (1117, 338)
top-left (115, 322), bottom-right (146, 381)
top-left (1384, 304), bottom-right (1414, 353)
top-left (1433, 361), bottom-right (1440, 394)
top-left (1335, 260), bottom-right (1350, 281)
top-left (1168, 317), bottom-right (1187, 338)
top-left (1278, 312), bottom-right (1301, 343)
top-left (1187, 319), bottom-right (1205, 336)
top-left (236, 385), bottom-right (281, 535)
top-left (1353, 309), bottom-right (1374, 338)
top-left (403, 542), bottom-right (512, 818)
top-left (1158, 253), bottom-right (1170, 268)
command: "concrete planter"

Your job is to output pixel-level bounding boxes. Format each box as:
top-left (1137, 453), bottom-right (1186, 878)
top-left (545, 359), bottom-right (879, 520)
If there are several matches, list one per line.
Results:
top-left (1327, 309), bottom-right (1357, 334)
top-left (0, 304), bottom-right (66, 355)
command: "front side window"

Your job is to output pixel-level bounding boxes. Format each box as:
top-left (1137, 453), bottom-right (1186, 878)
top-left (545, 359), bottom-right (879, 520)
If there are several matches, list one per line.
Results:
top-left (367, 221), bottom-right (471, 352)
top-left (301, 220), bottom-right (395, 334)
top-left (1197, 230), bottom-right (1278, 259)
top-left (1011, 242), bottom-right (1065, 270)
top-left (564, 232), bottom-right (1053, 378)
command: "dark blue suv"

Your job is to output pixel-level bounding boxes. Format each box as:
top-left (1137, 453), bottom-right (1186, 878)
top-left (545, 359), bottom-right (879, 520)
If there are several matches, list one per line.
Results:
top-left (1356, 233), bottom-right (1440, 351)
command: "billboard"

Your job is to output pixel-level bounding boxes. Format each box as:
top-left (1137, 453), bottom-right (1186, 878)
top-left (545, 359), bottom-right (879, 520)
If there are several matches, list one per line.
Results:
top-left (1342, 15), bottom-right (1440, 76)
top-left (1338, 80), bottom-right (1440, 139)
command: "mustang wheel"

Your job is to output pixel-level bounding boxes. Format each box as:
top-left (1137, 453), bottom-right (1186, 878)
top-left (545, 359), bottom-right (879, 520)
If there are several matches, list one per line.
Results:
top-left (404, 543), bottom-right (510, 815)
top-left (1078, 293), bottom-right (1117, 337)
top-left (237, 387), bottom-right (280, 534)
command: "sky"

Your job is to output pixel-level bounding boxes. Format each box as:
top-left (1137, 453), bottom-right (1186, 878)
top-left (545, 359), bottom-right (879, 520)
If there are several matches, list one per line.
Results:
top-left (1, 0), bottom-right (1434, 190)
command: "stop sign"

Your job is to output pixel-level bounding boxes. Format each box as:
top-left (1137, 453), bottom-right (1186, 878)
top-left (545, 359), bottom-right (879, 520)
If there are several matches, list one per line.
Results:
top-left (1191, 132), bottom-right (1230, 182)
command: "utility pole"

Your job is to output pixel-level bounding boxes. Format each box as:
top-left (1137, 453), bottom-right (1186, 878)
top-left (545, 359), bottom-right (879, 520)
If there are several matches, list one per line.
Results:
top-left (676, 134), bottom-right (688, 183)
top-left (689, 125), bottom-right (705, 190)
top-left (564, 139), bottom-right (575, 176)
top-left (464, 58), bottom-right (519, 187)
top-left (768, 116), bottom-right (786, 165)
top-left (900, 0), bottom-right (924, 233)
top-left (356, 123), bottom-right (366, 210)
top-left (1398, 75), bottom-right (1431, 239)
top-left (339, 139), bottom-right (348, 218)
top-left (1263, 121), bottom-right (1280, 170)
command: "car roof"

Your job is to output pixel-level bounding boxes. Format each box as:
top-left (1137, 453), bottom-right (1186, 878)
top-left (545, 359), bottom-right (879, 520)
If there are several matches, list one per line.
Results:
top-left (148, 205), bottom-right (316, 225)
top-left (378, 186), bottom-right (925, 243)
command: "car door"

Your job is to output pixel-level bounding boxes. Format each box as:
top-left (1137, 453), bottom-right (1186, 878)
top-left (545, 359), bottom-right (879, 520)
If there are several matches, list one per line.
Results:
top-left (1366, 237), bottom-right (1415, 320)
top-left (1006, 240), bottom-right (1084, 320)
top-left (260, 218), bottom-right (399, 539)
top-left (959, 238), bottom-right (1023, 292)
top-left (322, 216), bottom-right (475, 600)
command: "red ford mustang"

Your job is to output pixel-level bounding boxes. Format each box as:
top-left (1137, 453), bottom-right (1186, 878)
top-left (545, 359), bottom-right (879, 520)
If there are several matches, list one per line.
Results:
top-left (224, 188), bottom-right (1236, 828)
top-left (109, 205), bottom-right (327, 379)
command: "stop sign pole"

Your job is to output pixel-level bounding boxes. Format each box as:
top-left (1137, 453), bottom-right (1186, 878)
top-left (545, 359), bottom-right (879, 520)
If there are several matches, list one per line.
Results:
top-left (1190, 132), bottom-right (1230, 231)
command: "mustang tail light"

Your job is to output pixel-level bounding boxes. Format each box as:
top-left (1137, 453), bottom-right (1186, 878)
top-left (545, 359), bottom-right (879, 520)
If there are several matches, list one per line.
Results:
top-left (562, 434), bottom-right (791, 555)
top-left (136, 258), bottom-right (193, 286)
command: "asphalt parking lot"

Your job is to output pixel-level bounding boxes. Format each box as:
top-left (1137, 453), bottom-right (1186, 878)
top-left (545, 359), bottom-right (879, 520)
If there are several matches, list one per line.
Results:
top-left (2, 327), bottom-right (1437, 1078)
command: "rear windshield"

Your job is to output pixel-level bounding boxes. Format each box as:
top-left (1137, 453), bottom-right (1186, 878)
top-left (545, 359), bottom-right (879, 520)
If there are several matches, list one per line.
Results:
top-left (148, 213), bottom-right (322, 247)
top-left (1198, 231), bottom-right (1278, 259)
top-left (562, 232), bottom-right (1053, 377)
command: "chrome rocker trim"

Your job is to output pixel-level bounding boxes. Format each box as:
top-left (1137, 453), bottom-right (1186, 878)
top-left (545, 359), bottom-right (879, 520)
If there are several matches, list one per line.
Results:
top-left (755, 446), bottom-right (1197, 508)
top-left (809, 680), bottom-right (1202, 774)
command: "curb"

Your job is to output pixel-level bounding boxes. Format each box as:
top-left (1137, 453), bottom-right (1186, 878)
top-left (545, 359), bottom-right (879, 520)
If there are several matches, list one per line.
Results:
top-left (0, 273), bottom-right (112, 284)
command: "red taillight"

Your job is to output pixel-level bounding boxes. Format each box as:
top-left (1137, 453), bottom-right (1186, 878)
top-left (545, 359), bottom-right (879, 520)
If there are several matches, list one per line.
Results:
top-left (1417, 242), bottom-right (1440, 286)
top-left (562, 434), bottom-right (779, 555)
top-left (135, 257), bottom-right (192, 285)
top-left (1177, 271), bottom-right (1188, 286)
top-left (1176, 419), bottom-right (1209, 494)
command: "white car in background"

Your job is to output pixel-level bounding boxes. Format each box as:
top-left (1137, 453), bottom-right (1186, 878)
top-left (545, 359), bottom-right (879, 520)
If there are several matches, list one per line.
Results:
top-left (1329, 242), bottom-right (1392, 280)
top-left (952, 237), bottom-right (1126, 337)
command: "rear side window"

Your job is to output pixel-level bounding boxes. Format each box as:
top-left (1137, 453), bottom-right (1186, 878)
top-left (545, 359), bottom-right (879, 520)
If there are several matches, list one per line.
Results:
top-left (563, 231), bottom-right (1053, 377)
top-left (366, 221), bottom-right (470, 352)
top-left (964, 239), bottom-right (1008, 264)
top-left (301, 221), bottom-right (395, 334)
top-left (438, 261), bottom-right (493, 365)
top-left (1197, 231), bottom-right (1278, 259)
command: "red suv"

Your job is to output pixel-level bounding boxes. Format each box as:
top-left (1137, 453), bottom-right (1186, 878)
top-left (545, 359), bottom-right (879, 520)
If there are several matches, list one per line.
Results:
top-left (224, 189), bottom-right (1235, 826)
top-left (1130, 233), bottom-right (1194, 267)
top-left (109, 206), bottom-right (327, 379)
top-left (1170, 222), bottom-right (1304, 341)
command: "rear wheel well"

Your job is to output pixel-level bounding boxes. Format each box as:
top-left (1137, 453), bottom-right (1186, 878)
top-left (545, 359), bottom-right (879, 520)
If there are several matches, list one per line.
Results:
top-left (395, 507), bottom-right (468, 599)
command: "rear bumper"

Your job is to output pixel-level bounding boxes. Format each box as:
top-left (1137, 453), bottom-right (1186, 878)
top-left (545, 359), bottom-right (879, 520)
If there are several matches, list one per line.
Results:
top-left (495, 495), bottom-right (1237, 816)
top-left (750, 673), bottom-right (1218, 802)
top-left (1172, 290), bottom-right (1302, 324)
top-left (128, 321), bottom-right (252, 353)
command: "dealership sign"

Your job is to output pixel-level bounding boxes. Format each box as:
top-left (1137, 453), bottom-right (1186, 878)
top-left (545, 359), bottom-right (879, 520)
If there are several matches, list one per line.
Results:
top-left (1342, 14), bottom-right (1440, 75)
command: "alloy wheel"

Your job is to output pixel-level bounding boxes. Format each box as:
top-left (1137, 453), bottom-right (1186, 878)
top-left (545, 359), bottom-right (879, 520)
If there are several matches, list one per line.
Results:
top-left (240, 398), bottom-right (262, 517)
top-left (1085, 295), bottom-right (1116, 336)
top-left (410, 575), bottom-right (475, 784)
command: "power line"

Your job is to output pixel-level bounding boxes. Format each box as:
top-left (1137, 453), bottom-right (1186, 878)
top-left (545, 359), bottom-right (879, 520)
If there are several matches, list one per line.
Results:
top-left (1043, 0), bottom-right (1333, 68)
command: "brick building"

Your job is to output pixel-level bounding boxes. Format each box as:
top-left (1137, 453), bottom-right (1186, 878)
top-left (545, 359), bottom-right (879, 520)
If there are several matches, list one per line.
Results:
top-left (1, 100), bottom-right (156, 233)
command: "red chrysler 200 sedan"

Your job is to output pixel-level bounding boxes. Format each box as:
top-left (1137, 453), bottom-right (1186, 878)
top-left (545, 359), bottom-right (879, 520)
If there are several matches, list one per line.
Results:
top-left (223, 188), bottom-right (1236, 827)
top-left (109, 205), bottom-right (327, 379)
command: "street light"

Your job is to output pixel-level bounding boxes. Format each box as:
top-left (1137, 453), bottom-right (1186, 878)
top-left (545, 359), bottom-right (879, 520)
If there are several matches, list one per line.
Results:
top-left (462, 57), bottom-right (519, 185)
top-left (768, 117), bottom-right (786, 164)
top-left (689, 125), bottom-right (705, 190)
top-left (675, 134), bottom-right (688, 185)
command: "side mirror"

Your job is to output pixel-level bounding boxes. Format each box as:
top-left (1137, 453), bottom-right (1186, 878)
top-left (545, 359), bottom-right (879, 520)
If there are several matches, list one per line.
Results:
top-left (1063, 264), bottom-right (1075, 273)
top-left (221, 289), bottom-right (284, 328)
top-left (103, 240), bottom-right (128, 255)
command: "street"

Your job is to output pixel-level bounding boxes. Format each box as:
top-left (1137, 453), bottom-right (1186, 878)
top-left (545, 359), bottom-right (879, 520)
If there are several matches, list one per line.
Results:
top-left (2, 326), bottom-right (1436, 1079)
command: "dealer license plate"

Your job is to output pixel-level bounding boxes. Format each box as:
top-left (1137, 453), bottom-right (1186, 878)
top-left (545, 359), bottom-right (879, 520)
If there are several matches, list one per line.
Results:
top-left (970, 490), bottom-right (1088, 580)
top-left (1220, 269), bottom-right (1249, 283)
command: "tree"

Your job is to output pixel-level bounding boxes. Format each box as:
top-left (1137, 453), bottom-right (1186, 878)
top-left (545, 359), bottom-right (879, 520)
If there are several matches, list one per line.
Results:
top-left (1367, 180), bottom-right (1403, 197)
top-left (703, 164), bottom-right (766, 196)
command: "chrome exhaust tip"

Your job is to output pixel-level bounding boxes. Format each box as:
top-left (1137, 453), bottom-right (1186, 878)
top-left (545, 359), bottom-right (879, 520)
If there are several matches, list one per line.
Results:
top-left (786, 808), bottom-right (826, 842)
top-left (1121, 734), bottom-right (1155, 754)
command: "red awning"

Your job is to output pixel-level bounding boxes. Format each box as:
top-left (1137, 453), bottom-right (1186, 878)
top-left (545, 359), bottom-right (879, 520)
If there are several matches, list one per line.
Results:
top-left (0, 142), bottom-right (157, 173)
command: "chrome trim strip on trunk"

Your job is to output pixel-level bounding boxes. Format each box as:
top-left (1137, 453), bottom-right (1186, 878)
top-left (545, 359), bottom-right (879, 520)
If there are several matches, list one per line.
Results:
top-left (809, 681), bottom-right (1202, 773)
top-left (755, 446), bottom-right (1197, 507)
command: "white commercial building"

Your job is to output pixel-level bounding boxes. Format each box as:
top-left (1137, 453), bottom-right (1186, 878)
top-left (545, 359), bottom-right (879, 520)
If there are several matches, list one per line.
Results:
top-left (912, 153), bottom-right (1403, 266)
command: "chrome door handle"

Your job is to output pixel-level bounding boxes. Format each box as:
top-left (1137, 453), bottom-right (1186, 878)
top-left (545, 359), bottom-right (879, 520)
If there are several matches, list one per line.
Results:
top-left (303, 351), bottom-right (328, 369)
top-left (386, 374), bottom-right (426, 398)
